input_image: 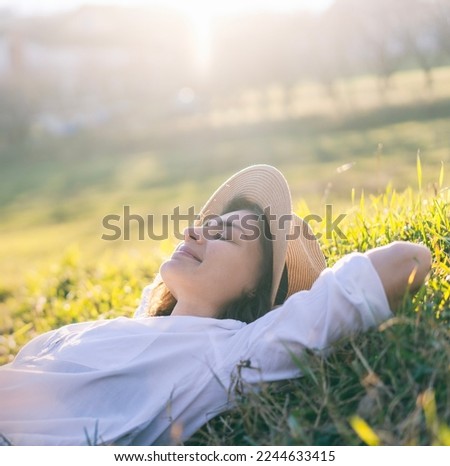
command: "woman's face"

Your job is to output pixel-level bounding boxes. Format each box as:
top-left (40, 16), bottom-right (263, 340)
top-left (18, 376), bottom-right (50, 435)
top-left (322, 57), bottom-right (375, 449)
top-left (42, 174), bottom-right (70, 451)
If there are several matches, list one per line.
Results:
top-left (159, 209), bottom-right (264, 318)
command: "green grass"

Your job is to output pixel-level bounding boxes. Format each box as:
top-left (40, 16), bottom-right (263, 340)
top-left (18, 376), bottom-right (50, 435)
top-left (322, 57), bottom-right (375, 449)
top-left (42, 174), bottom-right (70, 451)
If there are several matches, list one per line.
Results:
top-left (1, 177), bottom-right (449, 445)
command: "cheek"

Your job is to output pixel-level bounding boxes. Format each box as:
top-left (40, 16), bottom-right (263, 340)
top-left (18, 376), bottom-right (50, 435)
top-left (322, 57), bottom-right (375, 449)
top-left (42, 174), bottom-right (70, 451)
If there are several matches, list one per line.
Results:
top-left (240, 256), bottom-right (263, 291)
top-left (243, 243), bottom-right (264, 290)
top-left (211, 243), bottom-right (262, 292)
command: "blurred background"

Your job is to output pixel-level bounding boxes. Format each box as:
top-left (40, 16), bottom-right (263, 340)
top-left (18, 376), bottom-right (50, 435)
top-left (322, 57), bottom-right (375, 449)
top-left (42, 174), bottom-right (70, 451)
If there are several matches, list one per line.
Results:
top-left (0, 0), bottom-right (449, 290)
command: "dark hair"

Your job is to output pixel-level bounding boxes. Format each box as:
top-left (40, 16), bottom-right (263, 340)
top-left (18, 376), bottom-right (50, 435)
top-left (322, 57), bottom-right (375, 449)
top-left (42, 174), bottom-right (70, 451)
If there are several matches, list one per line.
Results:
top-left (146, 197), bottom-right (274, 323)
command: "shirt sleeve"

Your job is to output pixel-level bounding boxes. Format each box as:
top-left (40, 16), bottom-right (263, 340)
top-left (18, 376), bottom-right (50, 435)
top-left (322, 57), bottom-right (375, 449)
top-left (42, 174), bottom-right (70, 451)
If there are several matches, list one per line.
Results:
top-left (226, 252), bottom-right (392, 384)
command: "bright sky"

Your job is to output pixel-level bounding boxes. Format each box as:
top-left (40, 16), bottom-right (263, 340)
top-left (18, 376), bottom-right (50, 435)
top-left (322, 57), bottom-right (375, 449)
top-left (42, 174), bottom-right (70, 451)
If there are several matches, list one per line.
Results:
top-left (0, 0), bottom-right (335, 16)
top-left (0, 0), bottom-right (335, 74)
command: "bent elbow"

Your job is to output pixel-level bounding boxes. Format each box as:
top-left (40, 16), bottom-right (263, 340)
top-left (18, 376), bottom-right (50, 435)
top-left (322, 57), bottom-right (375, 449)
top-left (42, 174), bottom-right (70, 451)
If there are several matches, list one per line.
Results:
top-left (393, 241), bottom-right (432, 291)
top-left (366, 241), bottom-right (432, 311)
top-left (412, 243), bottom-right (432, 288)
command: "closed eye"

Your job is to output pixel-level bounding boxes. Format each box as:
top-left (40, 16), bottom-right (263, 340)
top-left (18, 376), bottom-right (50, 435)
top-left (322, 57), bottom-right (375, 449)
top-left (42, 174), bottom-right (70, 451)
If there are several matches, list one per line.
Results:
top-left (203, 219), bottom-right (240, 241)
top-left (211, 230), bottom-right (232, 241)
top-left (203, 221), bottom-right (233, 241)
top-left (217, 233), bottom-right (232, 241)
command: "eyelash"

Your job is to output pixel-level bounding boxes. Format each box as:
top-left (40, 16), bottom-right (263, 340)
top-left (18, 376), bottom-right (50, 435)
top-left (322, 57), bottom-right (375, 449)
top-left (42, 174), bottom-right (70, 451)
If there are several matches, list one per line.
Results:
top-left (213, 232), bottom-right (229, 241)
top-left (203, 223), bottom-right (230, 241)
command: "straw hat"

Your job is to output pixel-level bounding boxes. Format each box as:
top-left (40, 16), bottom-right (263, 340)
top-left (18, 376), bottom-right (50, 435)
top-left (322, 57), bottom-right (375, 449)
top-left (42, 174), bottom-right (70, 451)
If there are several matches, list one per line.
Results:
top-left (197, 165), bottom-right (326, 307)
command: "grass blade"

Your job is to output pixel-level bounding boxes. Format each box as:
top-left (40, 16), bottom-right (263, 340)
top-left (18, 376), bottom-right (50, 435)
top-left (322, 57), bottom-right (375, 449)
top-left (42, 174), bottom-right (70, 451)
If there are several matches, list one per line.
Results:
top-left (417, 150), bottom-right (422, 191)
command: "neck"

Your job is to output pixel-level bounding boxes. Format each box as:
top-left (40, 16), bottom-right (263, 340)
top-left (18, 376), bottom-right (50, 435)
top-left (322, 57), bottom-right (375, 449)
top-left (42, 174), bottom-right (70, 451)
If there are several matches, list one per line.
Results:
top-left (170, 297), bottom-right (220, 319)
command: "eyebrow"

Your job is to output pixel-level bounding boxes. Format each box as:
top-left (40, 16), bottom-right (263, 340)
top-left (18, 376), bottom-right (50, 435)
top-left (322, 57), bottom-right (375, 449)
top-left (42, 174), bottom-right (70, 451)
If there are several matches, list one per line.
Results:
top-left (205, 218), bottom-right (246, 234)
top-left (204, 216), bottom-right (258, 238)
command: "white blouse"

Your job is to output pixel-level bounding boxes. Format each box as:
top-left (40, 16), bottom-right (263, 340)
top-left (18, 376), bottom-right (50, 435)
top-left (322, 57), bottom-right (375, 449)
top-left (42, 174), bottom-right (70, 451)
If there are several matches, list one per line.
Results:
top-left (0, 253), bottom-right (391, 445)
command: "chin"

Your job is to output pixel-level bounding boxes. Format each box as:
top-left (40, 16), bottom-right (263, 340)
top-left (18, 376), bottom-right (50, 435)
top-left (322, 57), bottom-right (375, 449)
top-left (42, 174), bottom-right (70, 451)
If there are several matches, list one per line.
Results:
top-left (159, 259), bottom-right (172, 281)
top-left (159, 259), bottom-right (185, 296)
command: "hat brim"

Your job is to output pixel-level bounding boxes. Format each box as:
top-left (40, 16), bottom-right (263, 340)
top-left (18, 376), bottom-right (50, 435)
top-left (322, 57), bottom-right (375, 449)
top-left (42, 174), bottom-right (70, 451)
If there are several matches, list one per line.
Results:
top-left (197, 165), bottom-right (292, 306)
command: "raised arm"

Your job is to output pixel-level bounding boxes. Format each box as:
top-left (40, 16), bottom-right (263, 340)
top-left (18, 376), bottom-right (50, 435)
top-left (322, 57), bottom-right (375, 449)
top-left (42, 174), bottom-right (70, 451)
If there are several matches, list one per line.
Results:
top-left (227, 242), bottom-right (431, 385)
top-left (365, 241), bottom-right (432, 311)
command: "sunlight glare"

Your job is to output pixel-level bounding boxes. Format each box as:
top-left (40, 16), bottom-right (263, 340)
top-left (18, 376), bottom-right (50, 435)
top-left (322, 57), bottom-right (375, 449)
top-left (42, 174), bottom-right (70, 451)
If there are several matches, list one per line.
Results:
top-left (160, 0), bottom-right (334, 75)
top-left (0, 0), bottom-right (335, 75)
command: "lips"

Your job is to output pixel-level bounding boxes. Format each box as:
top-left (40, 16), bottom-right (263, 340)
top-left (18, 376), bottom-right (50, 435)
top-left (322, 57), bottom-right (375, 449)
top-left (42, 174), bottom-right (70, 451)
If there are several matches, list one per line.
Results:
top-left (174, 245), bottom-right (202, 262)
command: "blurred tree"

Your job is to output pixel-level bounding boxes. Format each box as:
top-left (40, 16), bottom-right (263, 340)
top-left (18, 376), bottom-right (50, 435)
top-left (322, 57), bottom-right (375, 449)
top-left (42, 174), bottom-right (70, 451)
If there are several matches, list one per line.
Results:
top-left (14, 6), bottom-right (196, 122)
top-left (307, 3), bottom-right (358, 100)
top-left (209, 0), bottom-right (447, 103)
top-left (349, 0), bottom-right (407, 93)
top-left (327, 0), bottom-right (443, 92)
top-left (427, 0), bottom-right (450, 58)
top-left (399, 0), bottom-right (439, 88)
top-left (0, 80), bottom-right (33, 147)
top-left (0, 0), bottom-right (449, 144)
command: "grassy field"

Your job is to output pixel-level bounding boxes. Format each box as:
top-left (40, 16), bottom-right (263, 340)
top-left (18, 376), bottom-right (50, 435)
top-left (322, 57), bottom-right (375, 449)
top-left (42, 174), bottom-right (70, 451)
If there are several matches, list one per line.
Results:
top-left (0, 66), bottom-right (449, 445)
top-left (1, 67), bottom-right (449, 291)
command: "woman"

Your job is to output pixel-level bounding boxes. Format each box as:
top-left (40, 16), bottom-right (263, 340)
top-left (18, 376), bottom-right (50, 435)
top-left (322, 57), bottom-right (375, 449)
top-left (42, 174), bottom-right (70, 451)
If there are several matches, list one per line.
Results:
top-left (0, 165), bottom-right (431, 446)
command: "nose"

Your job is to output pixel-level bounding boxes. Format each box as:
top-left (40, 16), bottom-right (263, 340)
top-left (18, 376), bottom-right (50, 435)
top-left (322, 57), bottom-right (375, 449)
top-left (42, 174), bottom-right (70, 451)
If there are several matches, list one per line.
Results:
top-left (183, 225), bottom-right (204, 243)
